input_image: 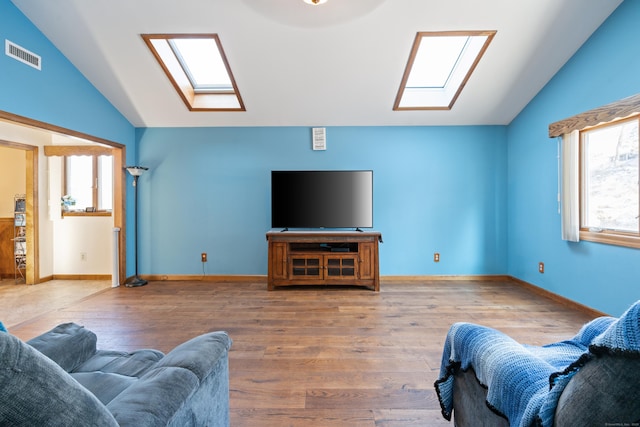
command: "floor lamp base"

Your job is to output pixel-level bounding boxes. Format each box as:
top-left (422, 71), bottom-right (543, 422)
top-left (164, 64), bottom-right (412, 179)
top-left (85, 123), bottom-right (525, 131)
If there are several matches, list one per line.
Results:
top-left (125, 276), bottom-right (148, 287)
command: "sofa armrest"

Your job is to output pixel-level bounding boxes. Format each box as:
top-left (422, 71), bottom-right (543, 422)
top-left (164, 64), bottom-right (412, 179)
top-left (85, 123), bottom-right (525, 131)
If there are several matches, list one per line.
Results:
top-left (27, 322), bottom-right (97, 372)
top-left (452, 369), bottom-right (509, 427)
top-left (1, 331), bottom-right (118, 426)
top-left (156, 330), bottom-right (232, 380)
top-left (107, 331), bottom-right (232, 427)
top-left (555, 354), bottom-right (640, 426)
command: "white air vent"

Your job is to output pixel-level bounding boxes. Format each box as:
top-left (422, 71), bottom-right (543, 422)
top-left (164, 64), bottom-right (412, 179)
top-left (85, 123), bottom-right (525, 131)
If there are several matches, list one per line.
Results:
top-left (5, 40), bottom-right (41, 70)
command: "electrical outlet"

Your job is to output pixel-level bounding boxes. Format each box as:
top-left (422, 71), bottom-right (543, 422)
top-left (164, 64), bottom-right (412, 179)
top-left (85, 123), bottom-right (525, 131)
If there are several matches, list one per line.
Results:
top-left (201, 252), bottom-right (207, 263)
top-left (80, 252), bottom-right (87, 262)
top-left (538, 262), bottom-right (544, 273)
top-left (434, 252), bottom-right (440, 263)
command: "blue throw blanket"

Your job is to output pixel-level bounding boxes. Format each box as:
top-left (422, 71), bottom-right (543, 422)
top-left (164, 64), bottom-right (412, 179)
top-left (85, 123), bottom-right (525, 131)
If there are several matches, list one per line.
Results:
top-left (434, 300), bottom-right (640, 427)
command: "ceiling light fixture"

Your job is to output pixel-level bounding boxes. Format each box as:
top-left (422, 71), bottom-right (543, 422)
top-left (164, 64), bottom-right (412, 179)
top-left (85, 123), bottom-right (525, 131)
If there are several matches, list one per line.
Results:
top-left (303, 0), bottom-right (328, 5)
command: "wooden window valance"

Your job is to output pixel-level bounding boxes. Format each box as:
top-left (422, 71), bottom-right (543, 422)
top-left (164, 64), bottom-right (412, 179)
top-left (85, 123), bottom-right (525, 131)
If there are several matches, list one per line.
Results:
top-left (548, 93), bottom-right (640, 138)
top-left (44, 145), bottom-right (114, 157)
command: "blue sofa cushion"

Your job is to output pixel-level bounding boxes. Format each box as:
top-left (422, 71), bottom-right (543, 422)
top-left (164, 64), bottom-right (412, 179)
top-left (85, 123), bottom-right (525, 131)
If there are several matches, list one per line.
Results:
top-left (71, 371), bottom-right (139, 405)
top-left (74, 349), bottom-right (165, 376)
top-left (27, 322), bottom-right (97, 372)
top-left (108, 366), bottom-right (199, 425)
top-left (0, 330), bottom-right (118, 426)
top-left (71, 349), bottom-right (164, 404)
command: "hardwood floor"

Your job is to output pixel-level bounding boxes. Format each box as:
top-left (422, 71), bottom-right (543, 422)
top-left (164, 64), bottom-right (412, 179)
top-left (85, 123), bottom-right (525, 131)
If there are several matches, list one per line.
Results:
top-left (3, 278), bottom-right (596, 426)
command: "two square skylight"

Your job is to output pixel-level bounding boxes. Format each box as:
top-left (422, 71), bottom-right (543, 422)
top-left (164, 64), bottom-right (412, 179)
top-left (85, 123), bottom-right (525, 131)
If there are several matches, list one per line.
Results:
top-left (142, 34), bottom-right (244, 111)
top-left (394, 31), bottom-right (496, 110)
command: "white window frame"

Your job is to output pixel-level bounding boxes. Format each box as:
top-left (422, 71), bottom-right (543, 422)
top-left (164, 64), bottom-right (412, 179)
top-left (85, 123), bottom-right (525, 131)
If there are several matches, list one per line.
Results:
top-left (64, 154), bottom-right (113, 215)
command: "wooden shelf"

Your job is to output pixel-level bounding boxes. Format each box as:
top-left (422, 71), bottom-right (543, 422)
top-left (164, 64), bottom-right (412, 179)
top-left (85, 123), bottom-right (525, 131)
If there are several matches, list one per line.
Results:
top-left (13, 195), bottom-right (26, 283)
top-left (266, 230), bottom-right (381, 291)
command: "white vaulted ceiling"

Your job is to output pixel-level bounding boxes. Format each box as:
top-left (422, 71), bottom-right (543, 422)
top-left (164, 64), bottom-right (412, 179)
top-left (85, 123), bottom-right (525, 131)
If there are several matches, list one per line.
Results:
top-left (11, 0), bottom-right (622, 128)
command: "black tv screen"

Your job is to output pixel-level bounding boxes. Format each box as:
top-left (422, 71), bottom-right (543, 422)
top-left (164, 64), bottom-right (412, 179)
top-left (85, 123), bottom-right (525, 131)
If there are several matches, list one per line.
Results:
top-left (271, 170), bottom-right (373, 229)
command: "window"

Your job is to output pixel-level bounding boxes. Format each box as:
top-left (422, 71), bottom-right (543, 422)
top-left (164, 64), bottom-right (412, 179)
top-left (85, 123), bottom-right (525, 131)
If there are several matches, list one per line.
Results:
top-left (169, 38), bottom-right (234, 94)
top-left (580, 116), bottom-right (639, 246)
top-left (65, 154), bottom-right (113, 213)
top-left (551, 93), bottom-right (640, 248)
top-left (394, 31), bottom-right (496, 110)
top-left (142, 34), bottom-right (245, 111)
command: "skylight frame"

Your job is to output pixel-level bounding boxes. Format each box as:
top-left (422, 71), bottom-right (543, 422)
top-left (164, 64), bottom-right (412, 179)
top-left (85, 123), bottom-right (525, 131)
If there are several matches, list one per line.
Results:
top-left (394, 31), bottom-right (496, 111)
top-left (142, 34), bottom-right (245, 112)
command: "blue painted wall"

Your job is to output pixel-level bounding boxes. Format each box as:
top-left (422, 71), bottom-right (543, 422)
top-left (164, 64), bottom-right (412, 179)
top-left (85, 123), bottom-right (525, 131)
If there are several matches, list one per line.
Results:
top-left (0, 0), bottom-right (134, 145)
top-left (136, 126), bottom-right (507, 277)
top-left (507, 0), bottom-right (640, 316)
top-left (1, 0), bottom-right (136, 276)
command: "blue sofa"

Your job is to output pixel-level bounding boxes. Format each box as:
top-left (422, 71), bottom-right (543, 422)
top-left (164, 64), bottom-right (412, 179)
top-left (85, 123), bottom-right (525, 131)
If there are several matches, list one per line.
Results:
top-left (435, 301), bottom-right (640, 426)
top-left (0, 323), bottom-right (232, 426)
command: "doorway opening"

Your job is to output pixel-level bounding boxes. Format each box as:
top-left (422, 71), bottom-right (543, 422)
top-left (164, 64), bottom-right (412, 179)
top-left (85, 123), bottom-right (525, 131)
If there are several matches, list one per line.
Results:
top-left (0, 111), bottom-right (126, 285)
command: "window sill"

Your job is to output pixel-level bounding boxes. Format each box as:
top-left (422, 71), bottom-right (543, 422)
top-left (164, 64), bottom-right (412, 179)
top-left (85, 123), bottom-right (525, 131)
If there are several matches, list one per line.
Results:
top-left (580, 230), bottom-right (640, 249)
top-left (62, 211), bottom-right (112, 218)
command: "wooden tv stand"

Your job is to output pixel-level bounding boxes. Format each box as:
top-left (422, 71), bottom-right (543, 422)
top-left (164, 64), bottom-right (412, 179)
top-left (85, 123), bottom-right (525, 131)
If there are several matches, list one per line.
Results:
top-left (266, 230), bottom-right (382, 291)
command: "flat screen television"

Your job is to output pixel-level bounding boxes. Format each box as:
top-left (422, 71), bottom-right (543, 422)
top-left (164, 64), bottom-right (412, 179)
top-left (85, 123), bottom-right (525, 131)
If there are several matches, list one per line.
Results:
top-left (271, 170), bottom-right (373, 229)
